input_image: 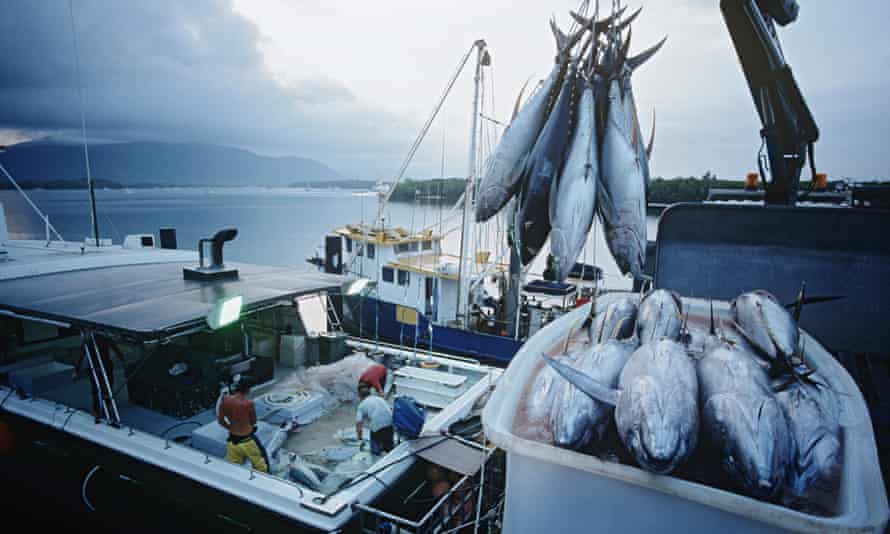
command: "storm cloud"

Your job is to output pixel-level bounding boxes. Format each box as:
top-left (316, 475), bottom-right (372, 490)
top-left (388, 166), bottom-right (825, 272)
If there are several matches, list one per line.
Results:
top-left (0, 0), bottom-right (412, 177)
top-left (0, 1), bottom-right (888, 181)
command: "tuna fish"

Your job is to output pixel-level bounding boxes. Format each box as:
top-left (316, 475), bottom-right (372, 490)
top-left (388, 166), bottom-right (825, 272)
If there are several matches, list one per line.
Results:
top-left (516, 68), bottom-right (581, 264)
top-left (548, 74), bottom-right (599, 282)
top-left (590, 296), bottom-right (638, 344)
top-left (475, 21), bottom-right (579, 223)
top-left (597, 74), bottom-right (647, 277)
top-left (636, 289), bottom-right (683, 343)
top-left (698, 340), bottom-right (793, 499)
top-left (731, 290), bottom-right (801, 370)
top-left (618, 37), bottom-right (665, 190)
top-left (597, 30), bottom-right (666, 279)
top-left (550, 339), bottom-right (636, 449)
top-left (527, 349), bottom-right (580, 421)
top-left (545, 339), bottom-right (699, 474)
top-left (776, 380), bottom-right (843, 497)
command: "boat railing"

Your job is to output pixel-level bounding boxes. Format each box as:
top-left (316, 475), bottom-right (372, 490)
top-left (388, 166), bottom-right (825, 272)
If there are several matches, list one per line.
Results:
top-left (353, 445), bottom-right (504, 534)
top-left (346, 337), bottom-right (482, 367)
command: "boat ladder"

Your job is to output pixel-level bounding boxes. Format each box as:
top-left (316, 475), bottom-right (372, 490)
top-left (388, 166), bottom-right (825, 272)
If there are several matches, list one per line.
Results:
top-left (323, 291), bottom-right (344, 332)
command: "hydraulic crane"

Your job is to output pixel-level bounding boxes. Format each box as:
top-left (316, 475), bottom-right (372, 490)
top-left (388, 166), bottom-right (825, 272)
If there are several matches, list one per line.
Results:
top-left (720, 0), bottom-right (819, 205)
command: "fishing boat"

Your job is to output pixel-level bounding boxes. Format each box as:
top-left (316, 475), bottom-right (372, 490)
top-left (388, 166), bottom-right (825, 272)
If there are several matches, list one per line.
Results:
top-left (308, 41), bottom-right (600, 366)
top-left (0, 203), bottom-right (502, 532)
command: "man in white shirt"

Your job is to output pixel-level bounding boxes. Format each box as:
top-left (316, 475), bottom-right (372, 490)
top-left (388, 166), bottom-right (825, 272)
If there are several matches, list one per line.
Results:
top-left (356, 383), bottom-right (394, 455)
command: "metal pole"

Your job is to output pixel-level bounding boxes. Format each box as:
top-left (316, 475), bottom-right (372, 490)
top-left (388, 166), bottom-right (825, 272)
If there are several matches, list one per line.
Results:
top-left (81, 333), bottom-right (110, 422)
top-left (90, 332), bottom-right (121, 425)
top-left (456, 40), bottom-right (487, 327)
top-left (0, 163), bottom-right (66, 243)
top-left (68, 0), bottom-right (100, 246)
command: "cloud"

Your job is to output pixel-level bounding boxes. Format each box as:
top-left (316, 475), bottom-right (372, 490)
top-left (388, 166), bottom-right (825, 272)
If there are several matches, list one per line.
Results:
top-left (0, 0), bottom-right (887, 181)
top-left (0, 0), bottom-right (412, 177)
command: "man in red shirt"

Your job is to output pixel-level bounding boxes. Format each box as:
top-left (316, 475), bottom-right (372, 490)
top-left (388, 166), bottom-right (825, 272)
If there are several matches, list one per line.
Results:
top-left (218, 377), bottom-right (269, 473)
top-left (358, 363), bottom-right (388, 396)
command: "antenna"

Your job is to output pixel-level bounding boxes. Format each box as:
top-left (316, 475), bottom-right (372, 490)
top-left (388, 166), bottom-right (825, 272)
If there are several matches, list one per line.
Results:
top-left (68, 0), bottom-right (100, 246)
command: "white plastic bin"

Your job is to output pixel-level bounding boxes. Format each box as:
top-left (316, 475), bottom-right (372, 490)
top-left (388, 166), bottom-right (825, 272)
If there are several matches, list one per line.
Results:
top-left (482, 298), bottom-right (889, 533)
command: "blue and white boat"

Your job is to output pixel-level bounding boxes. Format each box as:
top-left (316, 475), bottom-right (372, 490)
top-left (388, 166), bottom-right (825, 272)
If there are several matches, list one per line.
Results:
top-left (309, 41), bottom-right (597, 366)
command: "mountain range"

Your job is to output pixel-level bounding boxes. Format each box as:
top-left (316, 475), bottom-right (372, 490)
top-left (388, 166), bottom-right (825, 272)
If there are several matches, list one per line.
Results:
top-left (0, 140), bottom-right (341, 186)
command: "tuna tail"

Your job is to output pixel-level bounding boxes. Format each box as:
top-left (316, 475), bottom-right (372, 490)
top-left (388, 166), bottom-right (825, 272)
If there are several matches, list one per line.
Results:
top-left (626, 36), bottom-right (668, 72)
top-left (646, 110), bottom-right (656, 158)
top-left (543, 355), bottom-right (620, 406)
top-left (552, 16), bottom-right (592, 61)
top-left (615, 6), bottom-right (643, 34)
top-left (618, 27), bottom-right (633, 71)
top-left (551, 18), bottom-right (571, 56)
top-left (569, 6), bottom-right (629, 36)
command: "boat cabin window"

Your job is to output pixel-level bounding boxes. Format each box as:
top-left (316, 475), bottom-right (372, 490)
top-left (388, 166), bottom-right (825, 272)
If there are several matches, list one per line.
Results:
top-left (345, 237), bottom-right (352, 253)
top-left (422, 240), bottom-right (433, 251)
top-left (0, 317), bottom-right (83, 374)
top-left (367, 243), bottom-right (376, 259)
top-left (356, 242), bottom-right (364, 257)
top-left (0, 316), bottom-right (141, 402)
top-left (397, 269), bottom-right (410, 286)
top-left (396, 242), bottom-right (420, 254)
top-left (382, 266), bottom-right (395, 283)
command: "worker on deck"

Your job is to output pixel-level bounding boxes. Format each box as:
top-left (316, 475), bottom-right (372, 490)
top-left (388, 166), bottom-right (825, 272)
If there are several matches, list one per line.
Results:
top-left (358, 362), bottom-right (388, 397)
top-left (218, 376), bottom-right (269, 473)
top-left (356, 383), bottom-right (394, 456)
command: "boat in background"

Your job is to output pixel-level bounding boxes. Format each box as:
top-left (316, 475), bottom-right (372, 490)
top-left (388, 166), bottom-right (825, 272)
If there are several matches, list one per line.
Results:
top-left (308, 40), bottom-right (599, 366)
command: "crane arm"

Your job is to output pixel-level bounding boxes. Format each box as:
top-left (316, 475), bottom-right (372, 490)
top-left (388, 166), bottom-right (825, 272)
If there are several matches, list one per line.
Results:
top-left (720, 0), bottom-right (819, 204)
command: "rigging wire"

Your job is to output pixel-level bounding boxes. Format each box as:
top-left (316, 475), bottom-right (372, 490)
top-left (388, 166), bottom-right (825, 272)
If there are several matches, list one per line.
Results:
top-left (0, 163), bottom-right (66, 243)
top-left (375, 42), bottom-right (479, 227)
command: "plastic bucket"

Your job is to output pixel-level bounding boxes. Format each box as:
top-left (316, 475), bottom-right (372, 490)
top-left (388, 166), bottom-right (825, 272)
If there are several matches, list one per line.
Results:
top-left (482, 296), bottom-right (889, 533)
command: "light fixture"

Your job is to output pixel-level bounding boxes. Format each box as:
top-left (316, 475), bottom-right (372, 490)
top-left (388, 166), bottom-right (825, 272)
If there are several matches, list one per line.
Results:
top-left (207, 295), bottom-right (243, 330)
top-left (344, 278), bottom-right (374, 296)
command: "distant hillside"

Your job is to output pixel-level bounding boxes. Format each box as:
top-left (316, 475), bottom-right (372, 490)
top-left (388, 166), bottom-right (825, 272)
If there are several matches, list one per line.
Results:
top-left (0, 141), bottom-right (341, 187)
top-left (390, 178), bottom-right (466, 203)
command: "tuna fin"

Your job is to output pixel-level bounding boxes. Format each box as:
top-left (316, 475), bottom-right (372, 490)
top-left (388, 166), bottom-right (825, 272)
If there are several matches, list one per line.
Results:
top-left (709, 300), bottom-right (716, 337)
top-left (627, 36), bottom-right (668, 72)
top-left (543, 355), bottom-right (620, 406)
top-left (646, 110), bottom-right (656, 158)
top-left (793, 281), bottom-right (806, 322)
top-left (512, 77), bottom-right (534, 122)
top-left (782, 294), bottom-right (844, 313)
top-left (596, 184), bottom-right (618, 227)
top-left (631, 115), bottom-right (639, 150)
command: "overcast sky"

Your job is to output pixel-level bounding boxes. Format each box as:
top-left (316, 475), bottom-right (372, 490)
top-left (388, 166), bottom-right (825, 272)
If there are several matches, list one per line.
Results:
top-left (0, 0), bottom-right (887, 181)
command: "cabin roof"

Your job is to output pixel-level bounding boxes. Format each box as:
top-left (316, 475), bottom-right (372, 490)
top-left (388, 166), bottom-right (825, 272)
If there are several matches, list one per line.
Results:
top-left (334, 224), bottom-right (442, 245)
top-left (0, 260), bottom-right (349, 341)
top-left (387, 254), bottom-right (460, 280)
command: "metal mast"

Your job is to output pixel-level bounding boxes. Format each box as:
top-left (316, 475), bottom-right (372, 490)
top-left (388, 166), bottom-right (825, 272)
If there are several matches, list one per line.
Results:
top-left (456, 40), bottom-right (489, 326)
top-left (69, 0), bottom-right (100, 246)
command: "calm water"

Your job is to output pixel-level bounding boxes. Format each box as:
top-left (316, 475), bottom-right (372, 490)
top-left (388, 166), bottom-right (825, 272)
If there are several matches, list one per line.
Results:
top-left (0, 187), bottom-right (657, 289)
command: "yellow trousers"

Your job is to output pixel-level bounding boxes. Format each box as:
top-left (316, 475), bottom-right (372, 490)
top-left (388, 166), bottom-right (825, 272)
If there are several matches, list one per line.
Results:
top-left (225, 436), bottom-right (269, 473)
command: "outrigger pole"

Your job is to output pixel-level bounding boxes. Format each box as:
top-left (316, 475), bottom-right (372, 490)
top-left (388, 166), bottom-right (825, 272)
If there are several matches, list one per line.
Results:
top-left (456, 40), bottom-right (489, 327)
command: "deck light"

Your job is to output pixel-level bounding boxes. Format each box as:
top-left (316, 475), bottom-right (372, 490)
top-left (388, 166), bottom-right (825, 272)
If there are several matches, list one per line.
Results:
top-left (344, 278), bottom-right (374, 296)
top-left (207, 295), bottom-right (242, 330)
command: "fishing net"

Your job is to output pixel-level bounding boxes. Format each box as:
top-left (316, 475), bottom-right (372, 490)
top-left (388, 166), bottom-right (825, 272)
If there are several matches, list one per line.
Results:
top-left (303, 353), bottom-right (378, 403)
